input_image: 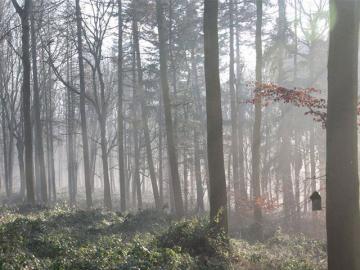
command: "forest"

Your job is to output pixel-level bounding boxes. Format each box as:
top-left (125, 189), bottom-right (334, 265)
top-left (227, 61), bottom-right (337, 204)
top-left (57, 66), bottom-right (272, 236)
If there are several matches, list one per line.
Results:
top-left (0, 0), bottom-right (357, 269)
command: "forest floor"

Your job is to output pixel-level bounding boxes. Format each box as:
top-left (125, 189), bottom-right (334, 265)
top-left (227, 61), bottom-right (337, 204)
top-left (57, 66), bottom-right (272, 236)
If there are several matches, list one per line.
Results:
top-left (0, 205), bottom-right (327, 270)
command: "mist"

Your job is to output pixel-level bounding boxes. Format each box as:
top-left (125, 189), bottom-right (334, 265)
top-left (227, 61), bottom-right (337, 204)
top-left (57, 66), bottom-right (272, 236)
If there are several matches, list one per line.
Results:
top-left (0, 0), bottom-right (355, 269)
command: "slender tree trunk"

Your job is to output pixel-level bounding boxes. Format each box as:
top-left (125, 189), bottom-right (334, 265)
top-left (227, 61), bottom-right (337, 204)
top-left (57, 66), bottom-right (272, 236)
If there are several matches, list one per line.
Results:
top-left (132, 16), bottom-right (161, 209)
top-left (203, 0), bottom-right (228, 233)
top-left (293, 0), bottom-right (298, 81)
top-left (17, 140), bottom-right (25, 198)
top-left (183, 150), bottom-right (188, 214)
top-left (158, 101), bottom-right (164, 206)
top-left (327, 0), bottom-right (360, 269)
top-left (156, 0), bottom-right (184, 218)
top-left (310, 128), bottom-right (316, 191)
top-left (235, 12), bottom-right (247, 204)
top-left (124, 120), bottom-right (130, 206)
top-left (47, 86), bottom-right (56, 203)
top-left (133, 116), bottom-right (142, 209)
top-left (279, 129), bottom-right (295, 229)
top-left (99, 114), bottom-right (112, 209)
top-left (303, 149), bottom-right (309, 213)
top-left (229, 0), bottom-right (241, 218)
top-left (131, 39), bottom-right (142, 209)
top-left (252, 0), bottom-right (263, 239)
top-left (93, 55), bottom-right (112, 210)
top-left (1, 110), bottom-right (10, 197)
top-left (190, 49), bottom-right (204, 213)
top-left (65, 30), bottom-right (76, 206)
top-left (89, 130), bottom-right (97, 193)
top-left (294, 134), bottom-right (302, 228)
top-left (75, 0), bottom-right (92, 208)
top-left (117, 0), bottom-right (126, 212)
top-left (194, 129), bottom-right (204, 213)
top-left (168, 0), bottom-right (178, 144)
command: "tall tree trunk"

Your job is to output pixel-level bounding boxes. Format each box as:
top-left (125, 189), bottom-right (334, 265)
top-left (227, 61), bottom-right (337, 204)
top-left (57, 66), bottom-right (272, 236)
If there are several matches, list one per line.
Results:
top-left (294, 134), bottom-right (302, 228)
top-left (132, 15), bottom-right (161, 209)
top-left (11, 0), bottom-right (35, 205)
top-left (168, 0), bottom-right (178, 144)
top-left (133, 111), bottom-right (142, 210)
top-left (277, 0), bottom-right (296, 230)
top-left (1, 110), bottom-right (11, 197)
top-left (75, 0), bottom-right (92, 208)
top-left (158, 100), bottom-right (164, 206)
top-left (183, 150), bottom-right (188, 214)
top-left (190, 49), bottom-right (204, 213)
top-left (194, 129), bottom-right (204, 213)
top-left (303, 149), bottom-right (309, 213)
top-left (89, 128), bottom-right (97, 193)
top-left (327, 0), bottom-right (360, 269)
top-left (124, 120), bottom-right (130, 206)
top-left (229, 0), bottom-right (241, 219)
top-left (99, 114), bottom-right (112, 210)
top-left (310, 128), bottom-right (316, 191)
top-left (117, 0), bottom-right (126, 212)
top-left (94, 54), bottom-right (112, 210)
top-left (17, 140), bottom-right (25, 198)
top-left (252, 0), bottom-right (263, 239)
top-left (46, 82), bottom-right (56, 203)
top-left (279, 129), bottom-right (295, 229)
top-left (293, 0), bottom-right (298, 82)
top-left (203, 0), bottom-right (228, 233)
top-left (131, 39), bottom-right (142, 209)
top-left (155, 0), bottom-right (184, 218)
top-left (235, 9), bottom-right (247, 204)
top-left (65, 27), bottom-right (76, 206)
top-left (30, 0), bottom-right (47, 204)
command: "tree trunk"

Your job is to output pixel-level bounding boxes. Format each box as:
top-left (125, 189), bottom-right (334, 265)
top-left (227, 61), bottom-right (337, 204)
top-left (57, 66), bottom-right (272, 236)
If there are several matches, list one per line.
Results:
top-left (46, 84), bottom-right (56, 203)
top-left (17, 140), bottom-right (25, 198)
top-left (229, 0), bottom-right (241, 219)
top-left (327, 0), bottom-right (360, 269)
top-left (158, 101), bottom-right (164, 206)
top-left (75, 0), bottom-right (92, 208)
top-left (30, 0), bottom-right (47, 204)
top-left (11, 0), bottom-right (35, 205)
top-left (1, 109), bottom-right (11, 197)
top-left (203, 0), bottom-right (228, 233)
top-left (235, 10), bottom-right (247, 204)
top-left (190, 49), bottom-right (204, 213)
top-left (194, 129), bottom-right (204, 213)
top-left (251, 0), bottom-right (263, 239)
top-left (99, 117), bottom-right (112, 210)
top-left (310, 128), bottom-right (316, 191)
top-left (155, 0), bottom-right (184, 217)
top-left (117, 0), bottom-right (126, 212)
top-left (183, 150), bottom-right (188, 214)
top-left (131, 39), bottom-right (142, 210)
top-left (132, 16), bottom-right (161, 209)
top-left (294, 134), bottom-right (302, 228)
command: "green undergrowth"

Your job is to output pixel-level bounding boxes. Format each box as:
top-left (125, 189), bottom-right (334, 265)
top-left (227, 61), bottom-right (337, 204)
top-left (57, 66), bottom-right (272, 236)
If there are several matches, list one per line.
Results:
top-left (0, 205), bottom-right (326, 270)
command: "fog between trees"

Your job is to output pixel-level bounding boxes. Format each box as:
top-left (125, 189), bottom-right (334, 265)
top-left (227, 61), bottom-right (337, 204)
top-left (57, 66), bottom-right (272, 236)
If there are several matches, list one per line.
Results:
top-left (0, 0), bottom-right (358, 269)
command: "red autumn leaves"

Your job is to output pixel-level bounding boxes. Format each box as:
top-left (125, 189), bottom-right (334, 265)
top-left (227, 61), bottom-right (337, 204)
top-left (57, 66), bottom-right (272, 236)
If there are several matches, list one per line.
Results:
top-left (247, 82), bottom-right (327, 126)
